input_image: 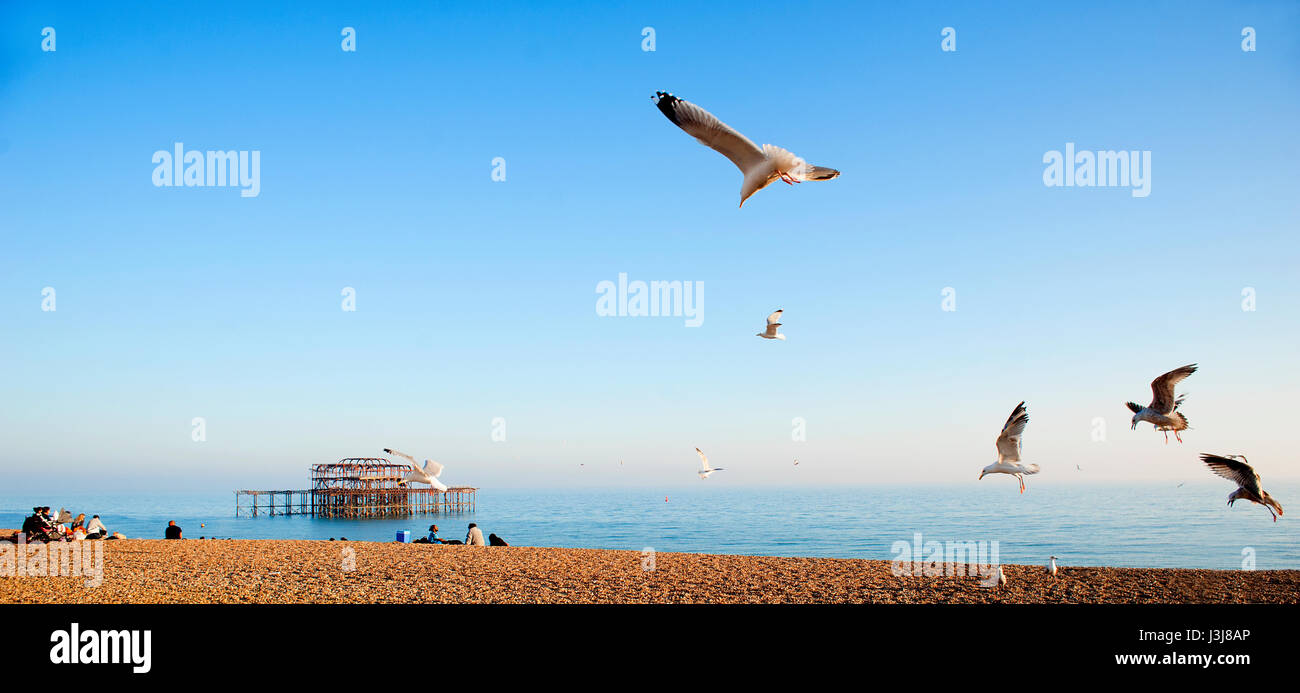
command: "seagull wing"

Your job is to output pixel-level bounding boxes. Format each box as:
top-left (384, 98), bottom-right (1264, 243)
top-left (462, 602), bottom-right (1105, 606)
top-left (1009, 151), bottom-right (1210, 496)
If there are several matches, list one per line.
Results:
top-left (1149, 364), bottom-right (1197, 413)
top-left (653, 92), bottom-right (767, 175)
top-left (696, 447), bottom-right (711, 472)
top-left (1200, 454), bottom-right (1263, 495)
top-left (766, 310), bottom-right (783, 326)
top-left (384, 448), bottom-right (418, 467)
top-left (995, 401), bottom-right (1028, 463)
top-left (764, 323), bottom-right (782, 337)
top-left (423, 459), bottom-right (444, 479)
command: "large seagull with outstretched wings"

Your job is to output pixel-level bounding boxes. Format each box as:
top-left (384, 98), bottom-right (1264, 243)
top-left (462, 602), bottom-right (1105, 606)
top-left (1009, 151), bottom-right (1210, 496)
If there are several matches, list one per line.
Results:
top-left (1200, 453), bottom-right (1283, 522)
top-left (1127, 364), bottom-right (1196, 443)
top-left (978, 401), bottom-right (1040, 494)
top-left (651, 91), bottom-right (840, 207)
top-left (384, 448), bottom-right (449, 491)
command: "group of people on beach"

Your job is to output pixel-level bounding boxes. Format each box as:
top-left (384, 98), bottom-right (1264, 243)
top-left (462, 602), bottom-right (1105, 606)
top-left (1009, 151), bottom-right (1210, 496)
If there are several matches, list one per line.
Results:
top-left (12, 508), bottom-right (510, 546)
top-left (13, 506), bottom-right (111, 543)
top-left (416, 522), bottom-right (509, 546)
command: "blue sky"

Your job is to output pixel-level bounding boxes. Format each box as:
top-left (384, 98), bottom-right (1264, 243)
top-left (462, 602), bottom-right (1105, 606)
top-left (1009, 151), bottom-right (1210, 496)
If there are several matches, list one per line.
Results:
top-left (1, 1), bottom-right (1297, 492)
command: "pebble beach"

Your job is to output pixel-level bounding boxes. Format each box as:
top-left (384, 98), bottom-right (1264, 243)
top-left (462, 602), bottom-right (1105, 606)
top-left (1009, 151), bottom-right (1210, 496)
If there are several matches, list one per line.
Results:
top-left (2, 533), bottom-right (1297, 604)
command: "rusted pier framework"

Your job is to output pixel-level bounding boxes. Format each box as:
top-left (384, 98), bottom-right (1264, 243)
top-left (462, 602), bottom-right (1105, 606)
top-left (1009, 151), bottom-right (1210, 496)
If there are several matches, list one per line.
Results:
top-left (235, 458), bottom-right (476, 518)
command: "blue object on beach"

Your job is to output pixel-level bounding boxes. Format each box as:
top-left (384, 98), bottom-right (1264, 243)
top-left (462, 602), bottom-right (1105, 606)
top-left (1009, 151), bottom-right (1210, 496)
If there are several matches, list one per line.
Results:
top-left (396, 530), bottom-right (411, 543)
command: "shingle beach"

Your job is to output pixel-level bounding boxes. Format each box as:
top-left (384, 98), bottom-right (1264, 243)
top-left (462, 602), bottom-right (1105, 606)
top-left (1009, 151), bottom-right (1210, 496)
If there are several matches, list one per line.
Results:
top-left (2, 534), bottom-right (1296, 604)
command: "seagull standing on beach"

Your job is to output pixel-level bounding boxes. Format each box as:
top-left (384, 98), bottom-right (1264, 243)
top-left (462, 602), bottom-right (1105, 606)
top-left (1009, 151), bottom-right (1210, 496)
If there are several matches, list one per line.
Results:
top-left (383, 448), bottom-right (448, 492)
top-left (978, 401), bottom-right (1040, 494)
top-left (1127, 364), bottom-right (1197, 443)
top-left (757, 309), bottom-right (786, 340)
top-left (651, 91), bottom-right (840, 207)
top-left (696, 448), bottom-right (724, 480)
top-left (1200, 453), bottom-right (1284, 522)
top-left (1046, 556), bottom-right (1058, 576)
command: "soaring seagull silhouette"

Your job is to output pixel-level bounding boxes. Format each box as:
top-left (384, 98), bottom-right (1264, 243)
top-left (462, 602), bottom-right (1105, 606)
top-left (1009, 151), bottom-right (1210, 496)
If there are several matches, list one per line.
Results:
top-left (696, 447), bottom-right (724, 480)
top-left (1127, 364), bottom-right (1196, 443)
top-left (383, 448), bottom-right (448, 491)
top-left (978, 401), bottom-right (1040, 493)
top-left (757, 309), bottom-right (785, 340)
top-left (652, 91), bottom-right (840, 207)
top-left (1201, 453), bottom-right (1283, 522)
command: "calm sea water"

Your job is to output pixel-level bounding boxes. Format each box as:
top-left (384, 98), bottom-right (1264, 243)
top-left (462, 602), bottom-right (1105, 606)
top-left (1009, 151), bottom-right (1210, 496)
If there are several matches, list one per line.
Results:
top-left (3, 483), bottom-right (1297, 570)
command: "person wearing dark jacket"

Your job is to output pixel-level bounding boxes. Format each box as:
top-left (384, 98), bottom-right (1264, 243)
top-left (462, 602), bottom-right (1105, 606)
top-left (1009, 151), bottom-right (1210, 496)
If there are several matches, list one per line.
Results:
top-left (21, 508), bottom-right (41, 536)
top-left (488, 533), bottom-right (509, 546)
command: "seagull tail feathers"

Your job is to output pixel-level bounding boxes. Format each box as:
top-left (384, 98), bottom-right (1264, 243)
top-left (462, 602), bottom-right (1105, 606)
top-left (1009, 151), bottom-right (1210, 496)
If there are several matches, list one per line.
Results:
top-left (1021, 464), bottom-right (1041, 475)
top-left (804, 165), bottom-right (840, 181)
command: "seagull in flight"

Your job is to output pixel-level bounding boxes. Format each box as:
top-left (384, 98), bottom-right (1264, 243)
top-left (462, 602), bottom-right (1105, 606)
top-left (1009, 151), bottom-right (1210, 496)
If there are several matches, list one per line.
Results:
top-left (978, 401), bottom-right (1040, 494)
top-left (383, 448), bottom-right (448, 491)
top-left (651, 91), bottom-right (840, 207)
top-left (1200, 453), bottom-right (1284, 522)
top-left (757, 309), bottom-right (785, 340)
top-left (696, 447), bottom-right (724, 480)
top-left (1127, 364), bottom-right (1196, 443)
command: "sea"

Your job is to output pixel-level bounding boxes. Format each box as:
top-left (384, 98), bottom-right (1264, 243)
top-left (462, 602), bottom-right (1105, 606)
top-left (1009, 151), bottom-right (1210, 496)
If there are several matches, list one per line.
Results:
top-left (3, 483), bottom-right (1297, 570)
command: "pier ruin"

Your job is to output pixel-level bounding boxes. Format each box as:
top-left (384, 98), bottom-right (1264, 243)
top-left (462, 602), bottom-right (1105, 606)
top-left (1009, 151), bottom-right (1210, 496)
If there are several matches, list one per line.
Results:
top-left (235, 457), bottom-right (476, 518)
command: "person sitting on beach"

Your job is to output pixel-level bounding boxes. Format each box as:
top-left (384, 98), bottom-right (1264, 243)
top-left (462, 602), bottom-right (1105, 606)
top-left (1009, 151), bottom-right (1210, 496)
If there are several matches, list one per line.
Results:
top-left (71, 513), bottom-right (86, 531)
top-left (427, 524), bottom-right (445, 544)
top-left (164, 520), bottom-right (183, 540)
top-left (465, 523), bottom-right (485, 546)
top-left (488, 533), bottom-right (509, 546)
top-left (85, 515), bottom-right (107, 539)
top-left (21, 508), bottom-right (43, 538)
top-left (42, 507), bottom-right (67, 539)
top-left (23, 508), bottom-right (62, 542)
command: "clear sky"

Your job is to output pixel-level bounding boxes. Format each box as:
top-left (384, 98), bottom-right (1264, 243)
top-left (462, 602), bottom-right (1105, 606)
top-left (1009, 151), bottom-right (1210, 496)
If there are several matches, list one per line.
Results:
top-left (1, 1), bottom-right (1297, 492)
